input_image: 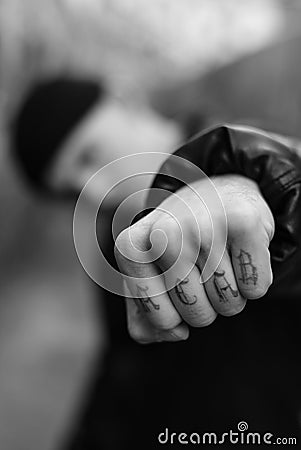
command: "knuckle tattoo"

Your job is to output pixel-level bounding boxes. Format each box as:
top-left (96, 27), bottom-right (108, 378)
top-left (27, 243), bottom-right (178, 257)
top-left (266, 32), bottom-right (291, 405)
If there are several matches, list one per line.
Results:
top-left (174, 278), bottom-right (197, 306)
top-left (213, 270), bottom-right (239, 302)
top-left (134, 285), bottom-right (160, 313)
top-left (237, 249), bottom-right (258, 286)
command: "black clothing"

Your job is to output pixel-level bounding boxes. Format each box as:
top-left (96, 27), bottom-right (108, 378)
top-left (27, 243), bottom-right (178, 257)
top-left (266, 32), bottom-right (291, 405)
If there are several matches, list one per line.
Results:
top-left (68, 125), bottom-right (301, 450)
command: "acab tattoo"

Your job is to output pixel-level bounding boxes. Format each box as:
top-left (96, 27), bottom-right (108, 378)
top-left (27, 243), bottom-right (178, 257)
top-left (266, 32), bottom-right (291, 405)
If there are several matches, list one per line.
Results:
top-left (134, 285), bottom-right (160, 313)
top-left (237, 249), bottom-right (258, 285)
top-left (213, 270), bottom-right (238, 303)
top-left (175, 278), bottom-right (197, 305)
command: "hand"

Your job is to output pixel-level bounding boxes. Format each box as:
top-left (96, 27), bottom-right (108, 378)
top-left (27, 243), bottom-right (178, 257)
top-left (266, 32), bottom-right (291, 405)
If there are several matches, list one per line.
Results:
top-left (115, 175), bottom-right (275, 344)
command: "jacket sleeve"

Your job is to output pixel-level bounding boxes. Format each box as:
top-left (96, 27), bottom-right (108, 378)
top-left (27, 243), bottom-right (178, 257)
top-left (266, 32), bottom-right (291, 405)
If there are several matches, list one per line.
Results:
top-left (148, 124), bottom-right (301, 291)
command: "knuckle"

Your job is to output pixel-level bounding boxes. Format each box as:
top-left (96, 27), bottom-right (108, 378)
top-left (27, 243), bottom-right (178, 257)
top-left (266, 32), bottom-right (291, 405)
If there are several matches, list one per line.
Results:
top-left (114, 225), bottom-right (149, 263)
top-left (229, 206), bottom-right (261, 235)
top-left (150, 218), bottom-right (181, 260)
top-left (187, 212), bottom-right (213, 255)
top-left (152, 217), bottom-right (181, 241)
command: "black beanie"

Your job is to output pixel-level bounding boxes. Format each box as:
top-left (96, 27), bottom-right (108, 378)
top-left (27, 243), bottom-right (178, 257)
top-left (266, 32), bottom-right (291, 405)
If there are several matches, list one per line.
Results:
top-left (11, 77), bottom-right (103, 191)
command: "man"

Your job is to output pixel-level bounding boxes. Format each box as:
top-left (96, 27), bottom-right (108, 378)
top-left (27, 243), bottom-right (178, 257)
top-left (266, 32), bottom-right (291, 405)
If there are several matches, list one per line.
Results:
top-left (111, 124), bottom-right (301, 449)
top-left (8, 75), bottom-right (182, 450)
top-left (11, 80), bottom-right (301, 446)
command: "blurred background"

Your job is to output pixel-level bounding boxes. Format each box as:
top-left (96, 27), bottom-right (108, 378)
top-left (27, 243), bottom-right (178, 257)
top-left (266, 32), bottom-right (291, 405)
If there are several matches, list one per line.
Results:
top-left (0, 1), bottom-right (301, 449)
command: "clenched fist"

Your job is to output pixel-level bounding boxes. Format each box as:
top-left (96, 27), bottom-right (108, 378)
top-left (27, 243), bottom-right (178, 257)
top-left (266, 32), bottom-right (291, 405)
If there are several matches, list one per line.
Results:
top-left (115, 175), bottom-right (275, 344)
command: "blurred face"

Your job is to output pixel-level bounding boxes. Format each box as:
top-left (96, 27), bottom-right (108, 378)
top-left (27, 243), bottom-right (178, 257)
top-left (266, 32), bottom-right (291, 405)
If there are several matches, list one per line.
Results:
top-left (46, 97), bottom-right (183, 208)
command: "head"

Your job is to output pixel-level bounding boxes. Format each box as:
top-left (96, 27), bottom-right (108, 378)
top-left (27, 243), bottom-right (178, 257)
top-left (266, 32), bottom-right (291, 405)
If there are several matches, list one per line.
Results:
top-left (11, 76), bottom-right (182, 208)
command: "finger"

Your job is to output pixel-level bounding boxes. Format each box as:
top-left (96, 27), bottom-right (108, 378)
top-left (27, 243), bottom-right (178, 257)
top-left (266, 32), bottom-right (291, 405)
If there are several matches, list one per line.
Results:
top-left (229, 214), bottom-right (273, 299)
top-left (162, 264), bottom-right (217, 328)
top-left (152, 221), bottom-right (217, 327)
top-left (202, 250), bottom-right (247, 317)
top-left (115, 225), bottom-right (182, 331)
top-left (125, 288), bottom-right (189, 344)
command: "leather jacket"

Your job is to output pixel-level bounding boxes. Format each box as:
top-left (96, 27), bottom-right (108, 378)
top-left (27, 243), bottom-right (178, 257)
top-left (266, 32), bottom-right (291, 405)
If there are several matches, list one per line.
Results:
top-left (148, 124), bottom-right (301, 297)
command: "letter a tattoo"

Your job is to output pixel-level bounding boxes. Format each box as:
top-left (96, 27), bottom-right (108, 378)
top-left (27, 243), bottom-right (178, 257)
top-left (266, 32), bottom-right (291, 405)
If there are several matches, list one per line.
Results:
top-left (213, 270), bottom-right (239, 303)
